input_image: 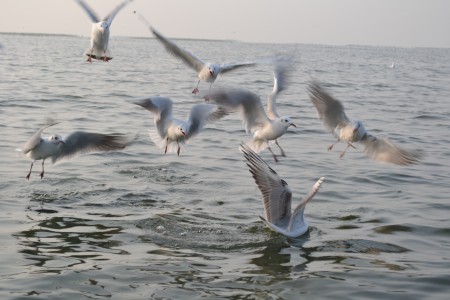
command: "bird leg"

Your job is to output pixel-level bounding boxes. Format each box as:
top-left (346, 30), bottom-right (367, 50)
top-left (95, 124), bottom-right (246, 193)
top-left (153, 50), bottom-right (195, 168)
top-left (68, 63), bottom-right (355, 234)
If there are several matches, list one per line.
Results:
top-left (192, 80), bottom-right (200, 95)
top-left (328, 138), bottom-right (340, 151)
top-left (39, 159), bottom-right (45, 179)
top-left (275, 140), bottom-right (286, 157)
top-left (87, 48), bottom-right (93, 62)
top-left (164, 138), bottom-right (169, 154)
top-left (26, 161), bottom-right (35, 180)
top-left (177, 140), bottom-right (181, 156)
top-left (339, 142), bottom-right (356, 158)
top-left (102, 50), bottom-right (109, 62)
top-left (267, 145), bottom-right (279, 163)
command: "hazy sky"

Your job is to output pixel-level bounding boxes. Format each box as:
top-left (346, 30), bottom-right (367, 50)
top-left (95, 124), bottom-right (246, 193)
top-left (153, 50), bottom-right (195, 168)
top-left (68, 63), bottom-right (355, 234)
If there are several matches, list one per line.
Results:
top-left (0, 0), bottom-right (449, 48)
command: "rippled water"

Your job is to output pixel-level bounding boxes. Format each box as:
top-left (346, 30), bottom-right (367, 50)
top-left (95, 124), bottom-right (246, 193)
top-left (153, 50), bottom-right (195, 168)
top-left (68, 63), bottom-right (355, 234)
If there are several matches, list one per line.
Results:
top-left (0, 33), bottom-right (449, 299)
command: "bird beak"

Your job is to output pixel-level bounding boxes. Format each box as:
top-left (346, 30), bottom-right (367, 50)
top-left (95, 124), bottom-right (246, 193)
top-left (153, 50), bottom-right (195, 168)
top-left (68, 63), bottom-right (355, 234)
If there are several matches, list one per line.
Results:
top-left (182, 131), bottom-right (186, 137)
top-left (209, 70), bottom-right (214, 77)
top-left (290, 123), bottom-right (297, 127)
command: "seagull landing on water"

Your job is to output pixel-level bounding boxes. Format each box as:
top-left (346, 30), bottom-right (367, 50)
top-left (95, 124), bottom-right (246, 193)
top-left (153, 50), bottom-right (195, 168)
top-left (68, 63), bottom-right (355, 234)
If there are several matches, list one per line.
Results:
top-left (208, 61), bottom-right (296, 162)
top-left (130, 96), bottom-right (227, 155)
top-left (135, 13), bottom-right (257, 98)
top-left (308, 81), bottom-right (422, 165)
top-left (74, 0), bottom-right (134, 62)
top-left (240, 143), bottom-right (324, 238)
top-left (21, 118), bottom-right (135, 180)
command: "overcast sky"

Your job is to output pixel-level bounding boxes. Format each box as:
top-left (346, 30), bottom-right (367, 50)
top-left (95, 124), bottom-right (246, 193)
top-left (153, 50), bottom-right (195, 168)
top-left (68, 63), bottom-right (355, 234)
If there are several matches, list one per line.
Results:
top-left (0, 0), bottom-right (449, 48)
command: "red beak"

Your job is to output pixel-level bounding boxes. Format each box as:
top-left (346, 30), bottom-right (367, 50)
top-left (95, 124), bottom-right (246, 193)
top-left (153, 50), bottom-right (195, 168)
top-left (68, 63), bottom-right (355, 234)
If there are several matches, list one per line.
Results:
top-left (290, 123), bottom-right (297, 127)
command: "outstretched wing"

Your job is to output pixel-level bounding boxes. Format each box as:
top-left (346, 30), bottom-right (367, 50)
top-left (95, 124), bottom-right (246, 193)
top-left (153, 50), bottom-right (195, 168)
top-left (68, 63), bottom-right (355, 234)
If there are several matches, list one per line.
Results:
top-left (267, 60), bottom-right (290, 119)
top-left (53, 131), bottom-right (134, 163)
top-left (131, 96), bottom-right (173, 139)
top-left (185, 104), bottom-right (227, 140)
top-left (104, 0), bottom-right (134, 26)
top-left (149, 25), bottom-right (204, 73)
top-left (22, 118), bottom-right (60, 154)
top-left (219, 62), bottom-right (256, 74)
top-left (308, 81), bottom-right (351, 132)
top-left (74, 0), bottom-right (100, 23)
top-left (208, 88), bottom-right (269, 133)
top-left (360, 134), bottom-right (422, 165)
top-left (240, 143), bottom-right (292, 223)
top-left (291, 177), bottom-right (324, 219)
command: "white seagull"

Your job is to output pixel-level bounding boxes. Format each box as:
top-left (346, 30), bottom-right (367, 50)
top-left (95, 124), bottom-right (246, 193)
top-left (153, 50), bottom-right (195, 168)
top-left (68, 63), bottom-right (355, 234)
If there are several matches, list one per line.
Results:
top-left (240, 143), bottom-right (324, 238)
top-left (208, 63), bottom-right (296, 162)
top-left (137, 14), bottom-right (256, 95)
top-left (74, 0), bottom-right (134, 62)
top-left (21, 119), bottom-right (135, 180)
top-left (131, 96), bottom-right (227, 155)
top-left (308, 81), bottom-right (422, 165)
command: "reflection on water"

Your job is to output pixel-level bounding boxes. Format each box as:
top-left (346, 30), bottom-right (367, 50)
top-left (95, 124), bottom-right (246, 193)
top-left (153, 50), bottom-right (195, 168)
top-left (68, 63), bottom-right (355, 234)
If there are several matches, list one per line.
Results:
top-left (14, 212), bottom-right (128, 272)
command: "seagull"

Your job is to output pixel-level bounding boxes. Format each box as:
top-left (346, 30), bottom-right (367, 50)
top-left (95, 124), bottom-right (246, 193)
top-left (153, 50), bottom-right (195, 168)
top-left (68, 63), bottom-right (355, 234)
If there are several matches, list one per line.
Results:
top-left (208, 63), bottom-right (296, 162)
top-left (131, 96), bottom-right (227, 155)
top-left (240, 143), bottom-right (324, 238)
top-left (308, 81), bottom-right (422, 165)
top-left (74, 0), bottom-right (134, 62)
top-left (21, 119), bottom-right (135, 180)
top-left (136, 14), bottom-right (256, 96)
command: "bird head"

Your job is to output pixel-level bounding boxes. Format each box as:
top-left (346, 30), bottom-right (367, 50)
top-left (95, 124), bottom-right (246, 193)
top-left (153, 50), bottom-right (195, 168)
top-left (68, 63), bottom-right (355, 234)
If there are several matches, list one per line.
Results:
top-left (98, 21), bottom-right (108, 33)
top-left (352, 120), bottom-right (367, 139)
top-left (178, 126), bottom-right (187, 137)
top-left (280, 116), bottom-right (296, 128)
top-left (49, 134), bottom-right (65, 145)
top-left (209, 65), bottom-right (220, 78)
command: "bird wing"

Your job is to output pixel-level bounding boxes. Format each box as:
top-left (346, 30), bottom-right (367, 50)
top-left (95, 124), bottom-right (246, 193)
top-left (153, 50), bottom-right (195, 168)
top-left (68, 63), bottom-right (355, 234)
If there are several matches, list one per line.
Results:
top-left (53, 131), bottom-right (134, 163)
top-left (219, 62), bottom-right (256, 74)
top-left (267, 60), bottom-right (290, 119)
top-left (185, 104), bottom-right (227, 140)
top-left (240, 143), bottom-right (292, 224)
top-left (308, 81), bottom-right (351, 132)
top-left (104, 0), bottom-right (134, 26)
top-left (360, 134), bottom-right (422, 165)
top-left (74, 0), bottom-right (100, 23)
top-left (291, 177), bottom-right (324, 219)
top-left (150, 26), bottom-right (204, 72)
top-left (208, 88), bottom-right (269, 133)
top-left (131, 96), bottom-right (174, 139)
top-left (22, 118), bottom-right (60, 154)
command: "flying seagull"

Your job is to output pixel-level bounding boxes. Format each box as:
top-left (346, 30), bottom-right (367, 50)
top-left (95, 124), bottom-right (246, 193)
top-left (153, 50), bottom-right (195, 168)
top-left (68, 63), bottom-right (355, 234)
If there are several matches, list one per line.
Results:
top-left (240, 142), bottom-right (324, 238)
top-left (131, 96), bottom-right (227, 155)
top-left (308, 81), bottom-right (422, 165)
top-left (136, 13), bottom-right (256, 96)
top-left (74, 0), bottom-right (134, 62)
top-left (22, 118), bottom-right (135, 180)
top-left (208, 61), bottom-right (296, 162)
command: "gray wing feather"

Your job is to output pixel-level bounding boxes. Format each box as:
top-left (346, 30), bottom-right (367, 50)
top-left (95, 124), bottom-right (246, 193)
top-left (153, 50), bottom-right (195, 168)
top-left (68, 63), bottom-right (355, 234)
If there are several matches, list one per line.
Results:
top-left (208, 88), bottom-right (269, 133)
top-left (240, 143), bottom-right (292, 223)
top-left (104, 0), bottom-right (134, 25)
top-left (54, 131), bottom-right (134, 163)
top-left (291, 177), bottom-right (324, 218)
top-left (219, 62), bottom-right (256, 74)
top-left (131, 97), bottom-right (173, 139)
top-left (150, 26), bottom-right (204, 72)
top-left (185, 104), bottom-right (227, 140)
top-left (267, 61), bottom-right (290, 119)
top-left (22, 118), bottom-right (59, 154)
top-left (361, 134), bottom-right (422, 165)
top-left (308, 81), bottom-right (350, 132)
top-left (74, 0), bottom-right (100, 23)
